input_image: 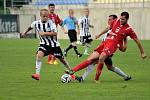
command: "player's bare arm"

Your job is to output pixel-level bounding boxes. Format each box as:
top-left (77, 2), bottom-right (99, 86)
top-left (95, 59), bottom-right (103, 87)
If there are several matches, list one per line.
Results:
top-left (95, 26), bottom-right (110, 39)
top-left (61, 27), bottom-right (68, 34)
top-left (89, 25), bottom-right (94, 28)
top-left (119, 38), bottom-right (127, 52)
top-left (21, 26), bottom-right (33, 37)
top-left (133, 38), bottom-right (147, 59)
top-left (38, 31), bottom-right (57, 36)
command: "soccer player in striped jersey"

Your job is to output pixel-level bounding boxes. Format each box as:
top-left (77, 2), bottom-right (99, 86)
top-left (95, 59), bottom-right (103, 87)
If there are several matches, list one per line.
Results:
top-left (78, 8), bottom-right (94, 55)
top-left (47, 3), bottom-right (63, 65)
top-left (21, 9), bottom-right (71, 80)
top-left (61, 9), bottom-right (82, 57)
top-left (76, 15), bottom-right (131, 82)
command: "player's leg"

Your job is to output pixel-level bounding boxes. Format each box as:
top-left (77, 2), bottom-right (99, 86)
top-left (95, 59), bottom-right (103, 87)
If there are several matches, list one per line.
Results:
top-left (47, 54), bottom-right (58, 65)
top-left (84, 37), bottom-right (93, 55)
top-left (81, 63), bottom-right (96, 80)
top-left (95, 52), bottom-right (107, 81)
top-left (105, 56), bottom-right (131, 81)
top-left (53, 47), bottom-right (71, 71)
top-left (95, 41), bottom-right (119, 82)
top-left (72, 42), bottom-right (82, 57)
top-left (68, 51), bottom-right (100, 74)
top-left (58, 57), bottom-right (71, 71)
top-left (72, 31), bottom-right (82, 57)
top-left (64, 44), bottom-right (73, 57)
top-left (32, 50), bottom-right (45, 80)
top-left (64, 30), bottom-right (74, 57)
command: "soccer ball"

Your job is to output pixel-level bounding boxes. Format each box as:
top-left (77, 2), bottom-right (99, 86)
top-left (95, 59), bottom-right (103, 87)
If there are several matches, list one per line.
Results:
top-left (61, 74), bottom-right (72, 83)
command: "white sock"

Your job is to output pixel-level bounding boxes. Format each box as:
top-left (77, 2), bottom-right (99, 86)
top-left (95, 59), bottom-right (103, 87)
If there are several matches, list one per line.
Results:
top-left (82, 63), bottom-right (95, 80)
top-left (84, 47), bottom-right (88, 54)
top-left (113, 66), bottom-right (128, 79)
top-left (36, 60), bottom-right (42, 75)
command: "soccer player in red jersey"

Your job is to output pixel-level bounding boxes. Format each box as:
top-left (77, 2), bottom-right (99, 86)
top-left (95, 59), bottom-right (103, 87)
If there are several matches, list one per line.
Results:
top-left (76, 15), bottom-right (131, 83)
top-left (47, 4), bottom-right (62, 65)
top-left (67, 12), bottom-right (147, 82)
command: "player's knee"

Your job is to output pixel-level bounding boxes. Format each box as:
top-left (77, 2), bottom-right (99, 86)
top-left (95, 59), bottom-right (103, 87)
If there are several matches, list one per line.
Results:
top-left (36, 52), bottom-right (44, 60)
top-left (71, 42), bottom-right (76, 46)
top-left (99, 52), bottom-right (107, 63)
top-left (108, 66), bottom-right (115, 71)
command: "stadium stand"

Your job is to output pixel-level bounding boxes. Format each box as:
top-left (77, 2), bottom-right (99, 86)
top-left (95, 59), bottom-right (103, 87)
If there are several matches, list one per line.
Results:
top-left (32, 0), bottom-right (89, 6)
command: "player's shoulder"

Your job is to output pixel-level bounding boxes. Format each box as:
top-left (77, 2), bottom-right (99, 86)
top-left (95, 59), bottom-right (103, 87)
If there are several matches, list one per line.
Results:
top-left (125, 24), bottom-right (132, 30)
top-left (48, 19), bottom-right (54, 23)
top-left (32, 20), bottom-right (40, 24)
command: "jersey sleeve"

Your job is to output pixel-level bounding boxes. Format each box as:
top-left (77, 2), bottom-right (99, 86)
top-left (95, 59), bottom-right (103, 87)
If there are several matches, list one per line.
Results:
top-left (78, 17), bottom-right (83, 24)
top-left (74, 17), bottom-right (78, 24)
top-left (30, 21), bottom-right (36, 28)
top-left (56, 15), bottom-right (62, 25)
top-left (128, 28), bottom-right (137, 39)
top-left (61, 18), bottom-right (67, 27)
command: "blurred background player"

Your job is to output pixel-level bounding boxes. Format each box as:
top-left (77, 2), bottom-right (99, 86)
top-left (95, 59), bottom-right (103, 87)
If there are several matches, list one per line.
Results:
top-left (47, 4), bottom-right (62, 65)
top-left (21, 9), bottom-right (71, 80)
top-left (76, 15), bottom-right (131, 82)
top-left (78, 8), bottom-right (94, 55)
top-left (61, 9), bottom-right (82, 57)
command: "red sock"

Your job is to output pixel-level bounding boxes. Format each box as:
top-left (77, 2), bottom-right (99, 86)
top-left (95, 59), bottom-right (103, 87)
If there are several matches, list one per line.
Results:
top-left (71, 74), bottom-right (76, 80)
top-left (48, 55), bottom-right (51, 62)
top-left (72, 60), bottom-right (92, 72)
top-left (95, 63), bottom-right (104, 81)
top-left (53, 56), bottom-right (56, 60)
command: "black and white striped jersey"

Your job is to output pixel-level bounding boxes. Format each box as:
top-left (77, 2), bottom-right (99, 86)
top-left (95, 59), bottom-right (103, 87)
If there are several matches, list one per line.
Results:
top-left (103, 30), bottom-right (111, 41)
top-left (78, 16), bottom-right (91, 37)
top-left (31, 19), bottom-right (60, 47)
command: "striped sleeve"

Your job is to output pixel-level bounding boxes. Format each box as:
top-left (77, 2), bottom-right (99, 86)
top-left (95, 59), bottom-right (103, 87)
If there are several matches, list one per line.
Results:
top-left (30, 21), bottom-right (37, 28)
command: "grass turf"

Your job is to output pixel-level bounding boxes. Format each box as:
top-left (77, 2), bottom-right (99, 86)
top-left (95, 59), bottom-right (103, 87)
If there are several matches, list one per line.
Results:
top-left (0, 39), bottom-right (149, 100)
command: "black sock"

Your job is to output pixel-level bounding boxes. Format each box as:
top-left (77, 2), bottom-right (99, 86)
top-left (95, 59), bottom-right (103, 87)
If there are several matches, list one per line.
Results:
top-left (73, 46), bottom-right (80, 55)
top-left (66, 45), bottom-right (73, 52)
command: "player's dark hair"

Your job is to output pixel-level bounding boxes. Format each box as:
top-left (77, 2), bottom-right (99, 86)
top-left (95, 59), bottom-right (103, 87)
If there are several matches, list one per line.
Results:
top-left (109, 15), bottom-right (118, 20)
top-left (121, 12), bottom-right (129, 19)
top-left (48, 3), bottom-right (55, 7)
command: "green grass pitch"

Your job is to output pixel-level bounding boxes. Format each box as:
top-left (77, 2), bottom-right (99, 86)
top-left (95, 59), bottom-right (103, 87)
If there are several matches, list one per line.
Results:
top-left (0, 39), bottom-right (149, 100)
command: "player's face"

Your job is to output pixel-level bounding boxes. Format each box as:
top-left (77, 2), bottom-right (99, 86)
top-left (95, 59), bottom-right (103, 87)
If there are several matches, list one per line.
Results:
top-left (120, 16), bottom-right (128, 25)
top-left (48, 6), bottom-right (55, 13)
top-left (69, 10), bottom-right (74, 17)
top-left (108, 16), bottom-right (114, 25)
top-left (84, 9), bottom-right (89, 16)
top-left (40, 11), bottom-right (49, 22)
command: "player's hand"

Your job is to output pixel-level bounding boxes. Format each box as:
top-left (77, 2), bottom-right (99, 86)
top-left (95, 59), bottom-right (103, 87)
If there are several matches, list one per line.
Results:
top-left (141, 53), bottom-right (147, 59)
top-left (90, 25), bottom-right (94, 28)
top-left (64, 31), bottom-right (68, 34)
top-left (39, 31), bottom-right (45, 36)
top-left (20, 33), bottom-right (26, 38)
top-left (95, 34), bottom-right (100, 39)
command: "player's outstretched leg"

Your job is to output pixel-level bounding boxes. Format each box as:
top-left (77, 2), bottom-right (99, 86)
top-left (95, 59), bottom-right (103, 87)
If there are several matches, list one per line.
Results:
top-left (66, 51), bottom-right (100, 75)
top-left (76, 63), bottom-right (95, 82)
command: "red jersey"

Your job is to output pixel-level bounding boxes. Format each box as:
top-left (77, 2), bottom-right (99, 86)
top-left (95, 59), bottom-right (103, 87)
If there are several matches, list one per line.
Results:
top-left (48, 13), bottom-right (62, 27)
top-left (106, 18), bottom-right (137, 44)
top-left (95, 18), bottom-right (138, 56)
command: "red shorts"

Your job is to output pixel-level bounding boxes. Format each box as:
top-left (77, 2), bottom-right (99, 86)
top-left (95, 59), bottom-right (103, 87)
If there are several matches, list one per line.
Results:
top-left (94, 40), bottom-right (118, 56)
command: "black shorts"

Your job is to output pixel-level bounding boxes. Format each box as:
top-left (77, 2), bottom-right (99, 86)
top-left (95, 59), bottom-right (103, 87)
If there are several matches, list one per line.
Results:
top-left (37, 44), bottom-right (63, 58)
top-left (104, 54), bottom-right (113, 66)
top-left (80, 35), bottom-right (93, 45)
top-left (68, 30), bottom-right (77, 43)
